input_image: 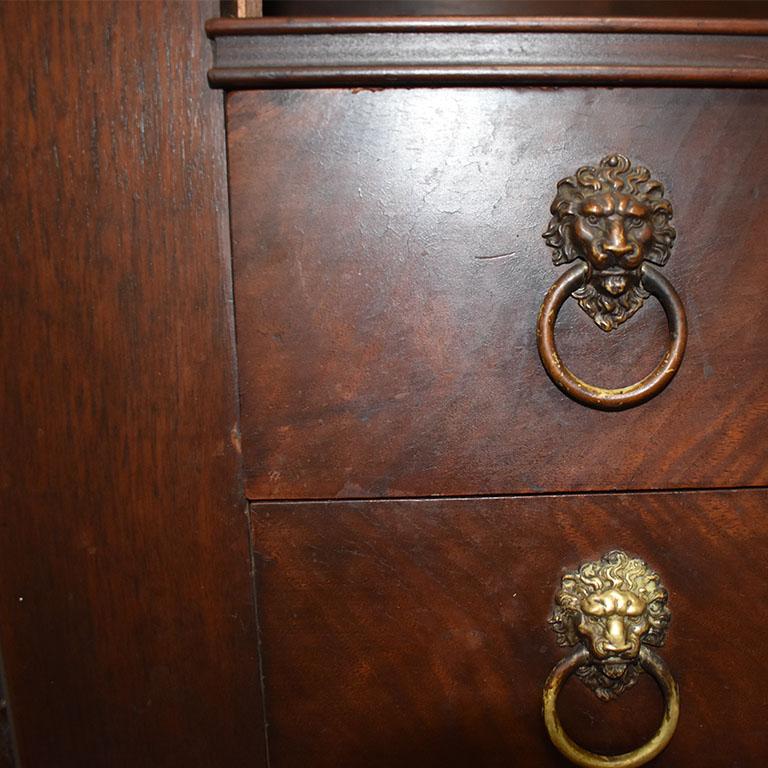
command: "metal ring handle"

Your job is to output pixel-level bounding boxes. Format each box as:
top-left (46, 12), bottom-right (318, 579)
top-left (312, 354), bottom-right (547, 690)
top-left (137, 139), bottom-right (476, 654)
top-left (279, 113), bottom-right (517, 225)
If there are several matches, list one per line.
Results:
top-left (536, 263), bottom-right (687, 410)
top-left (543, 646), bottom-right (680, 768)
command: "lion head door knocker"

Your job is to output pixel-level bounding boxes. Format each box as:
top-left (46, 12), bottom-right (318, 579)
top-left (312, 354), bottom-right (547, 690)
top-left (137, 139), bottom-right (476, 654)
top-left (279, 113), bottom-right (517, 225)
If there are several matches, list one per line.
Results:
top-left (543, 551), bottom-right (680, 768)
top-left (536, 154), bottom-right (687, 410)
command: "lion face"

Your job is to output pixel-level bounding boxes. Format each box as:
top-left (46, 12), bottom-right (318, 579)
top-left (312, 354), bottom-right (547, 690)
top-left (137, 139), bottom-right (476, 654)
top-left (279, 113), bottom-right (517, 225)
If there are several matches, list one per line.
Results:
top-left (550, 550), bottom-right (670, 700)
top-left (577, 587), bottom-right (651, 662)
top-left (543, 155), bottom-right (675, 332)
top-left (573, 191), bottom-right (651, 298)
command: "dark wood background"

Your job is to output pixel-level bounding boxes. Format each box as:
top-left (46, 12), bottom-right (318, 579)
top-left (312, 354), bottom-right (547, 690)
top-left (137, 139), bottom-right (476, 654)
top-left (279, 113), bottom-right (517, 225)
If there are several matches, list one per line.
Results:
top-left (262, 1), bottom-right (768, 17)
top-left (0, 3), bottom-right (266, 766)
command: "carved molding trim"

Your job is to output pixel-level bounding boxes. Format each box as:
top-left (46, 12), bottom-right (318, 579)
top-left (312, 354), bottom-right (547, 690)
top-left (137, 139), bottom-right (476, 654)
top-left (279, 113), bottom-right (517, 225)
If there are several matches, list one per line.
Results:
top-left (207, 17), bottom-right (768, 89)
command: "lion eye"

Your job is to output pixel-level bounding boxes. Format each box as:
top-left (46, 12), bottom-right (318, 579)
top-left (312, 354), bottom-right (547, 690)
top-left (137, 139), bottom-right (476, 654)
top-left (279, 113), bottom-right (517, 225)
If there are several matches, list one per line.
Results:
top-left (586, 214), bottom-right (601, 225)
top-left (627, 215), bottom-right (644, 228)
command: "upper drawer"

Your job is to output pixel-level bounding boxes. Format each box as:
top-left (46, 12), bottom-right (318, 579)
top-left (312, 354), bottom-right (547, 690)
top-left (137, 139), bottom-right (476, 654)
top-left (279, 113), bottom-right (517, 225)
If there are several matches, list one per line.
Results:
top-left (226, 85), bottom-right (768, 500)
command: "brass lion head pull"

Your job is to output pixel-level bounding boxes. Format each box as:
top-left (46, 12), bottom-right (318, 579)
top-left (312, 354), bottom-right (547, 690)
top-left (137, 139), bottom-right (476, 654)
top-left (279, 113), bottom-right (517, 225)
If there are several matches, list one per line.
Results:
top-left (551, 550), bottom-right (670, 700)
top-left (537, 155), bottom-right (687, 410)
top-left (543, 551), bottom-right (680, 768)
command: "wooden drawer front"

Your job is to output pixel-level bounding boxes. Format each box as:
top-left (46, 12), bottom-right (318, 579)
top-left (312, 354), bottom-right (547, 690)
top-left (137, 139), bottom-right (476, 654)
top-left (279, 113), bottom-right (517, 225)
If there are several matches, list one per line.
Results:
top-left (228, 88), bottom-right (768, 500)
top-left (251, 490), bottom-right (768, 767)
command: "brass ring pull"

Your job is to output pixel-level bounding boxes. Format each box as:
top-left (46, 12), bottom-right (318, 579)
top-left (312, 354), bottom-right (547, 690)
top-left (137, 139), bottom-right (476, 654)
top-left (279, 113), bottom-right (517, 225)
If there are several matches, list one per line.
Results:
top-left (544, 551), bottom-right (679, 767)
top-left (536, 262), bottom-right (687, 410)
top-left (543, 646), bottom-right (680, 768)
top-left (539, 154), bottom-right (687, 410)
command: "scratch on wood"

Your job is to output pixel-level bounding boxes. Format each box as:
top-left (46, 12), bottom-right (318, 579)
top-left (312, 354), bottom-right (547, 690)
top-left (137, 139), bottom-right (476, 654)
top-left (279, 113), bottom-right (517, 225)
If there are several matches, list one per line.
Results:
top-left (474, 251), bottom-right (516, 260)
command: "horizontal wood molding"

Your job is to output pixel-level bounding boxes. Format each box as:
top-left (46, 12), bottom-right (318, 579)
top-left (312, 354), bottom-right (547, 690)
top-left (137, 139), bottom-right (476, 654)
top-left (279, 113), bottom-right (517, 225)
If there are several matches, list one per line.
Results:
top-left (208, 15), bottom-right (768, 88)
top-left (210, 64), bottom-right (768, 88)
top-left (206, 16), bottom-right (768, 36)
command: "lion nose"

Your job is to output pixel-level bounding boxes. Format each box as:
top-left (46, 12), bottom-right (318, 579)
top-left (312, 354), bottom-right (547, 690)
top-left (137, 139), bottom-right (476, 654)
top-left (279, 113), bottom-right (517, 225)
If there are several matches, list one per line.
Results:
top-left (604, 616), bottom-right (632, 653)
top-left (603, 242), bottom-right (633, 256)
top-left (602, 219), bottom-right (634, 260)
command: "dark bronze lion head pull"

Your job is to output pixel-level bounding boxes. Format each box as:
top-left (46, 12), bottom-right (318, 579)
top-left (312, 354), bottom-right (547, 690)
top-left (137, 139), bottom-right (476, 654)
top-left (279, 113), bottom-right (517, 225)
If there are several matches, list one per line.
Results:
top-left (536, 154), bottom-right (687, 410)
top-left (542, 154), bottom-right (676, 332)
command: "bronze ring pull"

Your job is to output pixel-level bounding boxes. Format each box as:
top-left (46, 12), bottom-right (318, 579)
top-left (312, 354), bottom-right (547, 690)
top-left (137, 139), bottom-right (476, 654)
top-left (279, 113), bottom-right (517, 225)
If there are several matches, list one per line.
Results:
top-left (536, 262), bottom-right (687, 410)
top-left (539, 154), bottom-right (687, 410)
top-left (543, 646), bottom-right (680, 768)
top-left (543, 551), bottom-right (680, 768)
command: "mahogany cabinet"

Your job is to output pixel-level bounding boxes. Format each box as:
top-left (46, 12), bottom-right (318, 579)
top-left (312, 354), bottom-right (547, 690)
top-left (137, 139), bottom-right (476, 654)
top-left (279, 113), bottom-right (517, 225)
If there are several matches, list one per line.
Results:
top-left (3, 4), bottom-right (768, 767)
top-left (209, 15), bottom-right (768, 768)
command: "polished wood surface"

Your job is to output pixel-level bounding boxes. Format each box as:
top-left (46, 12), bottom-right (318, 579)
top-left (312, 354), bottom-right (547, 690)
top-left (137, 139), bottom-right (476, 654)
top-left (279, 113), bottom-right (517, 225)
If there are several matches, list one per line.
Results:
top-left (227, 87), bottom-right (768, 500)
top-left (0, 3), bottom-right (265, 766)
top-left (208, 18), bottom-right (768, 87)
top-left (251, 489), bottom-right (768, 767)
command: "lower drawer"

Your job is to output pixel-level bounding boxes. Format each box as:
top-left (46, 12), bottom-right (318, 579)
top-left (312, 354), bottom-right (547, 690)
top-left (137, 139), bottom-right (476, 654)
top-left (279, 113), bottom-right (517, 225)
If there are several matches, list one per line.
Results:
top-left (251, 489), bottom-right (768, 767)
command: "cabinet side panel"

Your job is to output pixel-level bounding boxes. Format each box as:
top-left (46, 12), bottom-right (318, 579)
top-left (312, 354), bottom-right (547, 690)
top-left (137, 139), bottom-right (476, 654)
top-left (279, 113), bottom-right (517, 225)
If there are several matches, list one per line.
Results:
top-left (0, 3), bottom-right (266, 766)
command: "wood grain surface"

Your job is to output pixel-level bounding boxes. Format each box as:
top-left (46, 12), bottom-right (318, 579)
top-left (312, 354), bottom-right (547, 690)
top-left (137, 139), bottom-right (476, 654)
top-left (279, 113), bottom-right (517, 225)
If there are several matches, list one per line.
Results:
top-left (228, 87), bottom-right (768, 500)
top-left (251, 489), bottom-right (768, 767)
top-left (0, 3), bottom-right (265, 766)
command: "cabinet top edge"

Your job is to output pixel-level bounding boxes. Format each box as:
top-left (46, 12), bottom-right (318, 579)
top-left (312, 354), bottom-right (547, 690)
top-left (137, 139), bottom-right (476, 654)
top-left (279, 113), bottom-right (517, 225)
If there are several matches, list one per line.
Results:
top-left (206, 15), bottom-right (768, 38)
